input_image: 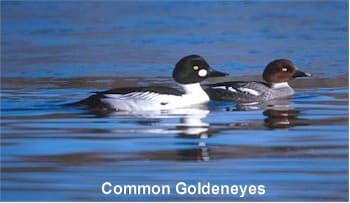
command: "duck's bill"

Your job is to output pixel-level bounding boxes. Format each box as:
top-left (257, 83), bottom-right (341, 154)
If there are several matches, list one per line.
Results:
top-left (207, 69), bottom-right (229, 77)
top-left (293, 70), bottom-right (312, 78)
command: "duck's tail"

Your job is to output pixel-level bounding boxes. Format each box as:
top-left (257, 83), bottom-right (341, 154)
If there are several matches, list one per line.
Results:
top-left (62, 95), bottom-right (105, 108)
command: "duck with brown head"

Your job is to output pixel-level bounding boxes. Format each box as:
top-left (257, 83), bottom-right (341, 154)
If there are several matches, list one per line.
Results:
top-left (205, 59), bottom-right (312, 103)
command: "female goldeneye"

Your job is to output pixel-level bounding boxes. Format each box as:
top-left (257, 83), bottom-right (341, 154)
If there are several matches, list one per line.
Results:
top-left (205, 59), bottom-right (311, 103)
top-left (73, 55), bottom-right (227, 112)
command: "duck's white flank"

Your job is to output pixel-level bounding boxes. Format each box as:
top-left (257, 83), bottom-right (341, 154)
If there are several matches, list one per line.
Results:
top-left (100, 83), bottom-right (209, 112)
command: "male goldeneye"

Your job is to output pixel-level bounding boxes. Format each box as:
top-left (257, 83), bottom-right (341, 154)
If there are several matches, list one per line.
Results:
top-left (205, 59), bottom-right (311, 103)
top-left (73, 55), bottom-right (227, 112)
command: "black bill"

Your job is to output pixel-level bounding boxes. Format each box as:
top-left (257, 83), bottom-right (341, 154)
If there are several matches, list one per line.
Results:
top-left (293, 70), bottom-right (312, 78)
top-left (207, 68), bottom-right (229, 77)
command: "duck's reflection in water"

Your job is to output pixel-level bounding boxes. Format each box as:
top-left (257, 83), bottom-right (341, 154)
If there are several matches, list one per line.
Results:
top-left (174, 109), bottom-right (212, 161)
top-left (263, 108), bottom-right (307, 129)
top-left (262, 100), bottom-right (310, 129)
top-left (121, 99), bottom-right (320, 162)
top-left (129, 107), bottom-right (212, 161)
top-left (176, 109), bottom-right (209, 136)
top-left (175, 119), bottom-right (211, 161)
top-left (88, 105), bottom-right (212, 136)
top-left (224, 99), bottom-right (310, 129)
top-left (108, 107), bottom-right (213, 161)
top-left (169, 100), bottom-right (310, 161)
top-left (84, 100), bottom-right (311, 162)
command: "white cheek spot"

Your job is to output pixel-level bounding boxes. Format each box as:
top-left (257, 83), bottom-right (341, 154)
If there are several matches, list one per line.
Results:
top-left (198, 69), bottom-right (208, 77)
top-left (282, 68), bottom-right (288, 72)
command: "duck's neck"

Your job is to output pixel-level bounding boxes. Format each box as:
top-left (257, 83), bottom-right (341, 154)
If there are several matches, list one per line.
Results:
top-left (270, 82), bottom-right (290, 89)
top-left (180, 83), bottom-right (210, 102)
top-left (181, 83), bottom-right (206, 94)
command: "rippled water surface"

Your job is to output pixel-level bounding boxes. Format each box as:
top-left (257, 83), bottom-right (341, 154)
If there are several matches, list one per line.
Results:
top-left (1, 1), bottom-right (348, 201)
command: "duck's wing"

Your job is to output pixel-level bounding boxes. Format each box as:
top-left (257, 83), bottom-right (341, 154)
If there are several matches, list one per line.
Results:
top-left (205, 81), bottom-right (269, 102)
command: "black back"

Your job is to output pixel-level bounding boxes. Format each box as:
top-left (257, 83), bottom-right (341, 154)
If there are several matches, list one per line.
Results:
top-left (96, 86), bottom-right (183, 96)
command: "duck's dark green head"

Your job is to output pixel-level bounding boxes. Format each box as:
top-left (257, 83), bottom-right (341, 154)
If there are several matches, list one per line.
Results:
top-left (173, 55), bottom-right (228, 84)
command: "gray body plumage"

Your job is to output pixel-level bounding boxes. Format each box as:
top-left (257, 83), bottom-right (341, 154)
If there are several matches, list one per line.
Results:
top-left (204, 59), bottom-right (311, 104)
top-left (205, 81), bottom-right (294, 103)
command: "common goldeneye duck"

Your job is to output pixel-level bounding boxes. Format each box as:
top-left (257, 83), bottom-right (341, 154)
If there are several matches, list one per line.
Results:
top-left (73, 55), bottom-right (227, 112)
top-left (205, 59), bottom-right (312, 103)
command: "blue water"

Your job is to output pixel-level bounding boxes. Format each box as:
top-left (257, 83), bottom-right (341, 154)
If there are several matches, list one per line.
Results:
top-left (1, 1), bottom-right (348, 201)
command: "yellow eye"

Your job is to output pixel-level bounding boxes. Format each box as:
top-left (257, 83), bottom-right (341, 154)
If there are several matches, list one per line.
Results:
top-left (193, 65), bottom-right (199, 70)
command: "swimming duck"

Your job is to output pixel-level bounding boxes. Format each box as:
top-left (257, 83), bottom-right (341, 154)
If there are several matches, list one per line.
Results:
top-left (74, 55), bottom-right (227, 112)
top-left (205, 59), bottom-right (311, 103)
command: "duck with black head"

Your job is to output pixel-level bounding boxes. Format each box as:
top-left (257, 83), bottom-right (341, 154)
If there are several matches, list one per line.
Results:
top-left (71, 55), bottom-right (228, 112)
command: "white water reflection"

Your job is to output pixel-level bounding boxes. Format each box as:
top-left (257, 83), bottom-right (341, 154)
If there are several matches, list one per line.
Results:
top-left (106, 107), bottom-right (210, 136)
